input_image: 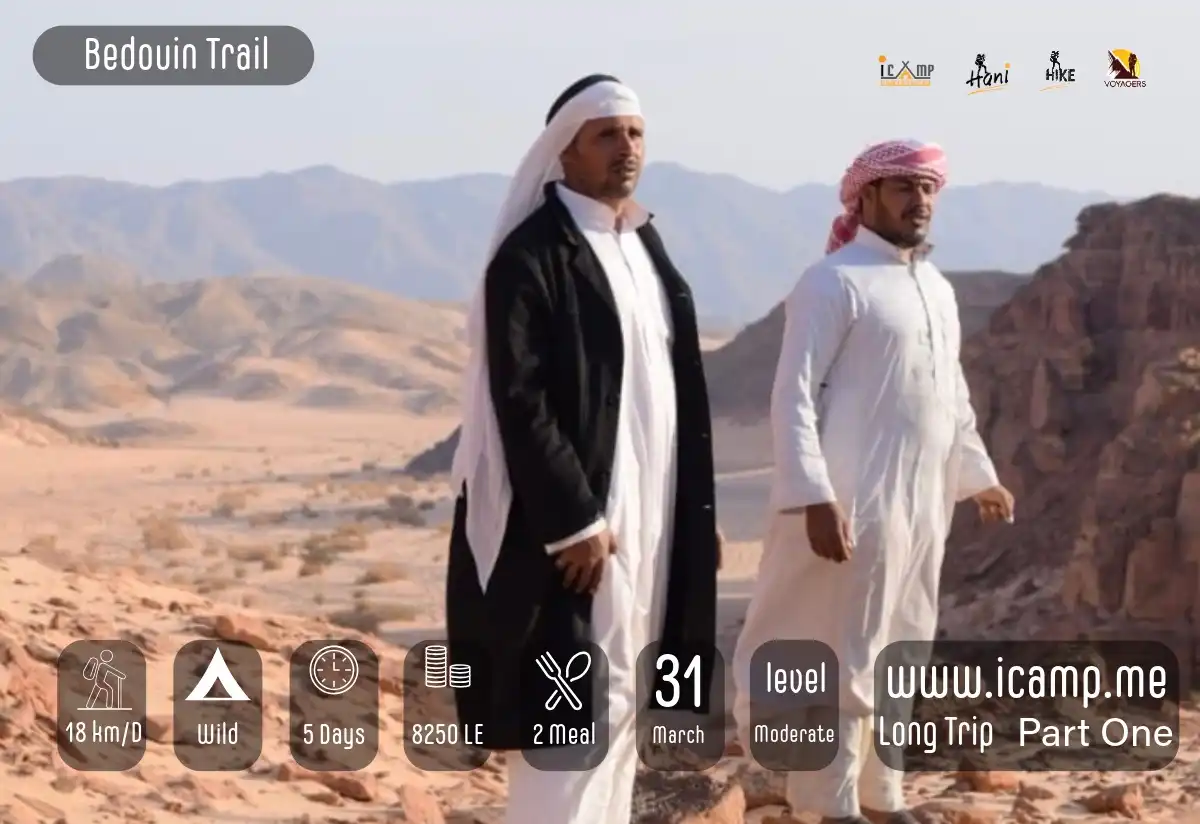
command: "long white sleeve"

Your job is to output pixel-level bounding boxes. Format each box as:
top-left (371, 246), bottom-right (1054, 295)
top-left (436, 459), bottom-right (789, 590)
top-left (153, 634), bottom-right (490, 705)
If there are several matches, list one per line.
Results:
top-left (769, 264), bottom-right (859, 512)
top-left (545, 517), bottom-right (608, 553)
top-left (953, 360), bottom-right (1000, 500)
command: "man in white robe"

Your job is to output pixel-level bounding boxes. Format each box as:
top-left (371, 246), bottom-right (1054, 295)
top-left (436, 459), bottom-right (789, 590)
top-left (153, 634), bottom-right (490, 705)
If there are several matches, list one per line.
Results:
top-left (731, 140), bottom-right (1015, 824)
top-left (446, 75), bottom-right (721, 824)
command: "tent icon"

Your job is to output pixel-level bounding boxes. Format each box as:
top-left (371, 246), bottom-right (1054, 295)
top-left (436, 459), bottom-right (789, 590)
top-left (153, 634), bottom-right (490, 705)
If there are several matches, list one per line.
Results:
top-left (184, 647), bottom-right (250, 702)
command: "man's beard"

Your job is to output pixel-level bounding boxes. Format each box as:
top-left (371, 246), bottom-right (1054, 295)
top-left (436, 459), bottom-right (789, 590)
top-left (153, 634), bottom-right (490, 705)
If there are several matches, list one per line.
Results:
top-left (600, 176), bottom-right (638, 198)
top-left (877, 224), bottom-right (927, 250)
top-left (600, 162), bottom-right (640, 198)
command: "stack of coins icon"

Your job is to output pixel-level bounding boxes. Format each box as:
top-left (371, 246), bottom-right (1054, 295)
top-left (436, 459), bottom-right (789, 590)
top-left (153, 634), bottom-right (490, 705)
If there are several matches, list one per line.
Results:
top-left (424, 644), bottom-right (448, 688)
top-left (449, 663), bottom-right (471, 688)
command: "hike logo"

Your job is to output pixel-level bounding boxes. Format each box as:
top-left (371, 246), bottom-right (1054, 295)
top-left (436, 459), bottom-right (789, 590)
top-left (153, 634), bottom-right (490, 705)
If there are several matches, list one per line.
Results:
top-left (1042, 51), bottom-right (1076, 90)
top-left (965, 53), bottom-right (1010, 94)
top-left (1106, 50), bottom-right (1146, 88)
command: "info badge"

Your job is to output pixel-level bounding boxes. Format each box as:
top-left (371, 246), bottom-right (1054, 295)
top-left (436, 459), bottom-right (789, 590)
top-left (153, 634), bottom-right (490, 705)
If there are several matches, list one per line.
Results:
top-left (56, 640), bottom-right (148, 771)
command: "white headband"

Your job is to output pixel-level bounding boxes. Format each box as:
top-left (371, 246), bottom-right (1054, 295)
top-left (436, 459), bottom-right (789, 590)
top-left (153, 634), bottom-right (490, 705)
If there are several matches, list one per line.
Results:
top-left (483, 80), bottom-right (642, 262)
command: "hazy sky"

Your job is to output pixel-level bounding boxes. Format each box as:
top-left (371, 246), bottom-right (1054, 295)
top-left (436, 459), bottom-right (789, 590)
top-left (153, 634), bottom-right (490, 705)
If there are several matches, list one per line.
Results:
top-left (3, 1), bottom-right (1190, 196)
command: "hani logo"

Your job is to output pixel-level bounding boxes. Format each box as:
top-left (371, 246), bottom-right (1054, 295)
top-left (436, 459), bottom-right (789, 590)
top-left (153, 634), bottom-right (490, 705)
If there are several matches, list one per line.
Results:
top-left (878, 55), bottom-right (933, 87)
top-left (1106, 49), bottom-right (1146, 88)
top-left (965, 53), bottom-right (1010, 94)
top-left (1042, 50), bottom-right (1076, 90)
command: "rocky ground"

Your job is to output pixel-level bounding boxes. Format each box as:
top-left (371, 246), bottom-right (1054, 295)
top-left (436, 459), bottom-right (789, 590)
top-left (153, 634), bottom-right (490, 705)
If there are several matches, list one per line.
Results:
top-left (3, 548), bottom-right (1199, 823)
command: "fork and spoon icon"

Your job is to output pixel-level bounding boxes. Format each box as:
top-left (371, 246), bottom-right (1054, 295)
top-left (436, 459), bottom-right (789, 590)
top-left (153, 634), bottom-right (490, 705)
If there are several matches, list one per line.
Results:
top-left (535, 651), bottom-right (592, 712)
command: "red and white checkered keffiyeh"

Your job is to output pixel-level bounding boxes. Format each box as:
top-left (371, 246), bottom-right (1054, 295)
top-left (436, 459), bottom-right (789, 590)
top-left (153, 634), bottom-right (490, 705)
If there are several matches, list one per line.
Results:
top-left (825, 139), bottom-right (947, 254)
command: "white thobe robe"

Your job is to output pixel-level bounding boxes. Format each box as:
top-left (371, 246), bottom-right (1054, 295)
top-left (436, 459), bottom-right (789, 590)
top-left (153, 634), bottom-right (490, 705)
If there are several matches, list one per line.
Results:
top-left (732, 229), bottom-right (999, 819)
top-left (506, 184), bottom-right (679, 824)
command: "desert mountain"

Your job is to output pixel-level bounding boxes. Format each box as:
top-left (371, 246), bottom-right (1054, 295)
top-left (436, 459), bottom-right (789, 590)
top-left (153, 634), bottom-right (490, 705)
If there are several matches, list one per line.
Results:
top-left (941, 195), bottom-right (1200, 646)
top-left (402, 270), bottom-right (1026, 476)
top-left (0, 403), bottom-right (102, 447)
top-left (0, 264), bottom-right (466, 413)
top-left (0, 166), bottom-right (1107, 322)
top-left (25, 253), bottom-right (140, 295)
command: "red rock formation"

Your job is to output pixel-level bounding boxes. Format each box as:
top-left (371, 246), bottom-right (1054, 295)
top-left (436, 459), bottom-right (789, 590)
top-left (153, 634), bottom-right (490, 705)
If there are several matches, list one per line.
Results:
top-left (942, 195), bottom-right (1200, 647)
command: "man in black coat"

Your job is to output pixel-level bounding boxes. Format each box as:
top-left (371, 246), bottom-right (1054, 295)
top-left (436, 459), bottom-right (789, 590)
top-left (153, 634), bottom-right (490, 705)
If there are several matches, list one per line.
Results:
top-left (445, 74), bottom-right (721, 823)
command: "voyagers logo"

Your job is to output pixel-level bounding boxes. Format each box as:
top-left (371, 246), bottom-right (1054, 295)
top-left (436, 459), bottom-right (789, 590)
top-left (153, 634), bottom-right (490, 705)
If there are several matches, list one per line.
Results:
top-left (1106, 49), bottom-right (1146, 88)
top-left (965, 53), bottom-right (1010, 94)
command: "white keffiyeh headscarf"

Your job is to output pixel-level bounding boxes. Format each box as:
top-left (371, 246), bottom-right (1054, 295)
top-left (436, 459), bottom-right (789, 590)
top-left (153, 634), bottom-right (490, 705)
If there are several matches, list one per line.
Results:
top-left (452, 77), bottom-right (643, 590)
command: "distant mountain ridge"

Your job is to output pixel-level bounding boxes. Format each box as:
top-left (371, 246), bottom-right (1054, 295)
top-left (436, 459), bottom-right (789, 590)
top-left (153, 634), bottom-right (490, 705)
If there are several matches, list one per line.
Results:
top-left (0, 270), bottom-right (466, 413)
top-left (0, 164), bottom-right (1112, 322)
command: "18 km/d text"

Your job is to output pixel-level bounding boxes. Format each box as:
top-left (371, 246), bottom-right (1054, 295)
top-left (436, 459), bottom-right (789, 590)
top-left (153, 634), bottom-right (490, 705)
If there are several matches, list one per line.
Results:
top-left (64, 719), bottom-right (143, 746)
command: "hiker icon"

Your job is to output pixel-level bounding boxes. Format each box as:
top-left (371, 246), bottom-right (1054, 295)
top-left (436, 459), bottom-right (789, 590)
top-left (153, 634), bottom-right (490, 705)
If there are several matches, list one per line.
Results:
top-left (81, 649), bottom-right (129, 711)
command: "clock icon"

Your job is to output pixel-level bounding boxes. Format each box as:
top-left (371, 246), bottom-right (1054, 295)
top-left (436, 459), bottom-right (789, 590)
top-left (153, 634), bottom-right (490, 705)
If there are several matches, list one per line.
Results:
top-left (308, 644), bottom-right (360, 696)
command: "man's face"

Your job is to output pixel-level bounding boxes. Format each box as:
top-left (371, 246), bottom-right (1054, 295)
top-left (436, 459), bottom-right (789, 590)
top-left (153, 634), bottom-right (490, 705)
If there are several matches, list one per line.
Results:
top-left (861, 175), bottom-right (938, 249)
top-left (560, 114), bottom-right (645, 200)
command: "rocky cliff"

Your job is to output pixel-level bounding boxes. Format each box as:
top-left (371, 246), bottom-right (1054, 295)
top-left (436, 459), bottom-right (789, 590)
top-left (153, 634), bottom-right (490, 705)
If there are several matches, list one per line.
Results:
top-left (941, 195), bottom-right (1200, 650)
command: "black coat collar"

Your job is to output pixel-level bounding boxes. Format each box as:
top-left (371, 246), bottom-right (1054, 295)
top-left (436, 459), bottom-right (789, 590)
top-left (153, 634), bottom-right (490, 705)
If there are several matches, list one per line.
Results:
top-left (540, 182), bottom-right (687, 307)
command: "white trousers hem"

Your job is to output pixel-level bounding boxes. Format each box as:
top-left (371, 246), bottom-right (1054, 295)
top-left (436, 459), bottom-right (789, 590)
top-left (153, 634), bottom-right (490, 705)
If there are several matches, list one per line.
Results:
top-left (784, 712), bottom-right (906, 818)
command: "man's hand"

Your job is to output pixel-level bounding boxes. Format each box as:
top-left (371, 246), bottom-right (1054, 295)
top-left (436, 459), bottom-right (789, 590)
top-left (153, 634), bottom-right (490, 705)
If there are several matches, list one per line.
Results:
top-left (554, 529), bottom-right (617, 594)
top-left (805, 502), bottom-right (854, 562)
top-left (973, 485), bottom-right (1015, 524)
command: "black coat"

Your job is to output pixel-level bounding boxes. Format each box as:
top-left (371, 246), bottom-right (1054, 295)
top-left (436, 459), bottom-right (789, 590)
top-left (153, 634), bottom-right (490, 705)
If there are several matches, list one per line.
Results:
top-left (445, 183), bottom-right (720, 751)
